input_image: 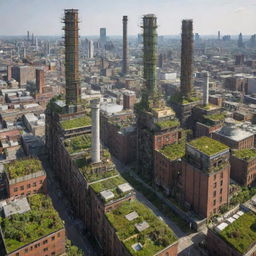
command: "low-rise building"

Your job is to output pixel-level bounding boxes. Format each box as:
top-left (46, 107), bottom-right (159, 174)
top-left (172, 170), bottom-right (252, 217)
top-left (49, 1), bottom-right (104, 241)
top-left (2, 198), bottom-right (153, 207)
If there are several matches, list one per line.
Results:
top-left (0, 194), bottom-right (65, 256)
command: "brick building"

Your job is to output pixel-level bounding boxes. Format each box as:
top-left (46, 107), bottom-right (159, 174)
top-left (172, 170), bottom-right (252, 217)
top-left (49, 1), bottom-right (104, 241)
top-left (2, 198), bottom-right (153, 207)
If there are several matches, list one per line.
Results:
top-left (0, 194), bottom-right (65, 256)
top-left (123, 90), bottom-right (136, 110)
top-left (230, 149), bottom-right (256, 186)
top-left (181, 137), bottom-right (230, 218)
top-left (4, 158), bottom-right (46, 199)
top-left (213, 119), bottom-right (254, 150)
top-left (11, 66), bottom-right (35, 86)
top-left (207, 210), bottom-right (256, 256)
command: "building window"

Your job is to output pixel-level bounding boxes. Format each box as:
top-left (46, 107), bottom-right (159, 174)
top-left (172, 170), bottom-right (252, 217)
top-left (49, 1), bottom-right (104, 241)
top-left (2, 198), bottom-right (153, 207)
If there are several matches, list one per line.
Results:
top-left (213, 200), bottom-right (216, 206)
top-left (33, 182), bottom-right (37, 187)
top-left (14, 187), bottom-right (18, 192)
top-left (51, 253), bottom-right (56, 256)
top-left (40, 180), bottom-right (43, 184)
top-left (220, 180), bottom-right (223, 186)
top-left (214, 174), bottom-right (216, 180)
top-left (20, 186), bottom-right (24, 190)
top-left (220, 172), bottom-right (223, 178)
top-left (43, 240), bottom-right (48, 245)
top-left (213, 182), bottom-right (217, 188)
top-left (16, 253), bottom-right (19, 256)
top-left (51, 236), bottom-right (55, 241)
top-left (27, 191), bottom-right (31, 196)
top-left (43, 248), bottom-right (48, 252)
top-left (220, 196), bottom-right (222, 203)
top-left (24, 248), bottom-right (28, 253)
top-left (57, 233), bottom-right (61, 238)
top-left (27, 184), bottom-right (31, 189)
top-left (220, 188), bottom-right (223, 194)
top-left (213, 191), bottom-right (216, 197)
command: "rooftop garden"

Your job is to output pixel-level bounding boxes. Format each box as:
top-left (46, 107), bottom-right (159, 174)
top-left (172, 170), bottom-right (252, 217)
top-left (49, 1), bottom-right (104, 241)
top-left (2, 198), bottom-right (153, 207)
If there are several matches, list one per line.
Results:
top-left (64, 134), bottom-right (91, 154)
top-left (160, 142), bottom-right (185, 161)
top-left (0, 194), bottom-right (64, 253)
top-left (204, 112), bottom-right (226, 122)
top-left (75, 155), bottom-right (117, 183)
top-left (106, 200), bottom-right (177, 256)
top-left (219, 211), bottom-right (256, 254)
top-left (90, 175), bottom-right (130, 202)
top-left (60, 115), bottom-right (91, 130)
top-left (155, 119), bottom-right (180, 130)
top-left (233, 149), bottom-right (256, 162)
top-left (5, 158), bottom-right (43, 180)
top-left (188, 136), bottom-right (229, 156)
top-left (169, 92), bottom-right (200, 105)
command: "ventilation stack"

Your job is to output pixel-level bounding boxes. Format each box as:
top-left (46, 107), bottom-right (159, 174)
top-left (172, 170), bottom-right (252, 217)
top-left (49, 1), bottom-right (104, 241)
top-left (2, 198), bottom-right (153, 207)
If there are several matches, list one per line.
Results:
top-left (63, 9), bottom-right (81, 106)
top-left (122, 15), bottom-right (128, 75)
top-left (203, 71), bottom-right (209, 106)
top-left (180, 19), bottom-right (193, 98)
top-left (91, 99), bottom-right (101, 163)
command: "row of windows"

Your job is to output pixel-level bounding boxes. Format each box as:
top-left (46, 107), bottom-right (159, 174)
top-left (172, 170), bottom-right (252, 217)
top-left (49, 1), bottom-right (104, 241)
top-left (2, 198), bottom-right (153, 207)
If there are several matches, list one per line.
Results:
top-left (213, 179), bottom-right (223, 189)
top-left (213, 171), bottom-right (224, 180)
top-left (213, 188), bottom-right (223, 197)
top-left (13, 190), bottom-right (38, 197)
top-left (13, 180), bottom-right (43, 192)
top-left (213, 197), bottom-right (222, 206)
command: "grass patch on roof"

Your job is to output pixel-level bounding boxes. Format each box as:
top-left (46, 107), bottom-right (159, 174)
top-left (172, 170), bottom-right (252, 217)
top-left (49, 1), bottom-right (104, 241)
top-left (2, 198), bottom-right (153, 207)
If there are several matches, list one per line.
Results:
top-left (219, 212), bottom-right (256, 254)
top-left (233, 148), bottom-right (256, 161)
top-left (159, 142), bottom-right (185, 161)
top-left (204, 112), bottom-right (225, 121)
top-left (189, 136), bottom-right (229, 156)
top-left (64, 134), bottom-right (91, 154)
top-left (60, 115), bottom-right (91, 130)
top-left (106, 200), bottom-right (177, 256)
top-left (5, 158), bottom-right (42, 180)
top-left (155, 120), bottom-right (180, 130)
top-left (0, 194), bottom-right (64, 253)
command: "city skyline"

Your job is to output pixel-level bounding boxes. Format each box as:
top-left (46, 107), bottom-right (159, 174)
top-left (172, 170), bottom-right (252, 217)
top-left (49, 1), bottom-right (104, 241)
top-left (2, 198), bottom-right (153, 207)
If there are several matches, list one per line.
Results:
top-left (0, 0), bottom-right (256, 36)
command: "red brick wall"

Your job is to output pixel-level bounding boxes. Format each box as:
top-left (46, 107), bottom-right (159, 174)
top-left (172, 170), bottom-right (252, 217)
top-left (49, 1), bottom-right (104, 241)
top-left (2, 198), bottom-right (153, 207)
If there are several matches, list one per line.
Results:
top-left (153, 130), bottom-right (179, 151)
top-left (8, 229), bottom-right (65, 256)
top-left (195, 122), bottom-right (222, 138)
top-left (156, 242), bottom-right (178, 256)
top-left (181, 161), bottom-right (229, 218)
top-left (8, 175), bottom-right (47, 198)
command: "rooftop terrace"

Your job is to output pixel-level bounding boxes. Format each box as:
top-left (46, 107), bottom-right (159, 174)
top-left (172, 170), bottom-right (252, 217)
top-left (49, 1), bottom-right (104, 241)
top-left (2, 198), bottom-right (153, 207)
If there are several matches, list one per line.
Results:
top-left (233, 148), bottom-right (256, 162)
top-left (5, 158), bottom-right (43, 180)
top-left (64, 134), bottom-right (91, 154)
top-left (188, 136), bottom-right (229, 156)
top-left (0, 194), bottom-right (64, 253)
top-left (219, 211), bottom-right (256, 254)
top-left (60, 115), bottom-right (91, 130)
top-left (106, 200), bottom-right (177, 256)
top-left (155, 119), bottom-right (180, 130)
top-left (160, 142), bottom-right (185, 161)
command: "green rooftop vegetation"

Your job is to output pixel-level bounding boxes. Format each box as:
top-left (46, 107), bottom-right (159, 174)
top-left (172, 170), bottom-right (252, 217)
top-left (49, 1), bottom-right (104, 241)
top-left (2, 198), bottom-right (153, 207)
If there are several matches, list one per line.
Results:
top-left (155, 119), bottom-right (180, 130)
top-left (233, 149), bottom-right (256, 162)
top-left (159, 142), bottom-right (185, 161)
top-left (189, 136), bottom-right (229, 156)
top-left (60, 115), bottom-right (91, 130)
top-left (182, 96), bottom-right (200, 105)
top-left (204, 112), bottom-right (225, 122)
top-left (5, 158), bottom-right (43, 180)
top-left (169, 92), bottom-right (200, 105)
top-left (106, 200), bottom-right (177, 256)
top-left (219, 211), bottom-right (256, 254)
top-left (75, 156), bottom-right (117, 183)
top-left (90, 175), bottom-right (130, 202)
top-left (0, 194), bottom-right (64, 253)
top-left (64, 134), bottom-right (92, 154)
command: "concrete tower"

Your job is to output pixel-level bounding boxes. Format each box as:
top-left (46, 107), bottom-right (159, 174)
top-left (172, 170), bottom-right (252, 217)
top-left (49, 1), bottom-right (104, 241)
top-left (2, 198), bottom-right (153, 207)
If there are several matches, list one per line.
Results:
top-left (63, 9), bottom-right (81, 106)
top-left (180, 19), bottom-right (193, 98)
top-left (142, 14), bottom-right (158, 100)
top-left (122, 15), bottom-right (128, 75)
top-left (36, 68), bottom-right (45, 94)
top-left (203, 71), bottom-right (209, 106)
top-left (91, 99), bottom-right (101, 163)
top-left (88, 40), bottom-right (94, 58)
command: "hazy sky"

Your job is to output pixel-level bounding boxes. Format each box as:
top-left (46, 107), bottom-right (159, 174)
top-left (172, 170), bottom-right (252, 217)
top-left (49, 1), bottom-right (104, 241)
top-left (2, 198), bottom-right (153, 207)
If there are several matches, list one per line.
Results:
top-left (0, 0), bottom-right (256, 36)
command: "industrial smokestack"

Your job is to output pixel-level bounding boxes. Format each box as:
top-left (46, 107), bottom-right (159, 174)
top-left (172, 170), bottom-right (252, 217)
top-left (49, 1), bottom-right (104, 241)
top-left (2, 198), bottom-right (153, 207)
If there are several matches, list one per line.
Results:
top-left (63, 9), bottom-right (81, 106)
top-left (142, 14), bottom-right (158, 100)
top-left (203, 71), bottom-right (209, 106)
top-left (180, 19), bottom-right (193, 98)
top-left (36, 68), bottom-right (45, 94)
top-left (91, 99), bottom-right (101, 163)
top-left (122, 15), bottom-right (128, 75)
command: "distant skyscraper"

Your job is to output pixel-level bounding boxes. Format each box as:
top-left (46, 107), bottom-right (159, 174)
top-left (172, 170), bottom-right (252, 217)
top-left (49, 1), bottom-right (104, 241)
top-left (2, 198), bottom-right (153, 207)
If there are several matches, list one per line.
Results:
top-left (238, 33), bottom-right (244, 48)
top-left (218, 31), bottom-right (221, 40)
top-left (195, 33), bottom-right (200, 41)
top-left (100, 27), bottom-right (107, 47)
top-left (35, 37), bottom-right (38, 50)
top-left (32, 33), bottom-right (34, 45)
top-left (88, 40), bottom-right (94, 58)
top-left (180, 19), bottom-right (193, 98)
top-left (27, 31), bottom-right (30, 42)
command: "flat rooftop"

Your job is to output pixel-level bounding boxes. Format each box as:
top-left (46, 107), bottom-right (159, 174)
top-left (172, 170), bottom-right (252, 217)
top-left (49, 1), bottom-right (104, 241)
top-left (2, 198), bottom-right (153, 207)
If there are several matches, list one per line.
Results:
top-left (60, 115), bottom-right (91, 130)
top-left (218, 211), bottom-right (256, 254)
top-left (160, 142), bottom-right (185, 161)
top-left (64, 134), bottom-right (91, 154)
top-left (188, 136), bottom-right (229, 156)
top-left (106, 199), bottom-right (177, 256)
top-left (0, 194), bottom-right (64, 254)
top-left (5, 158), bottom-right (43, 180)
top-left (233, 148), bottom-right (256, 162)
